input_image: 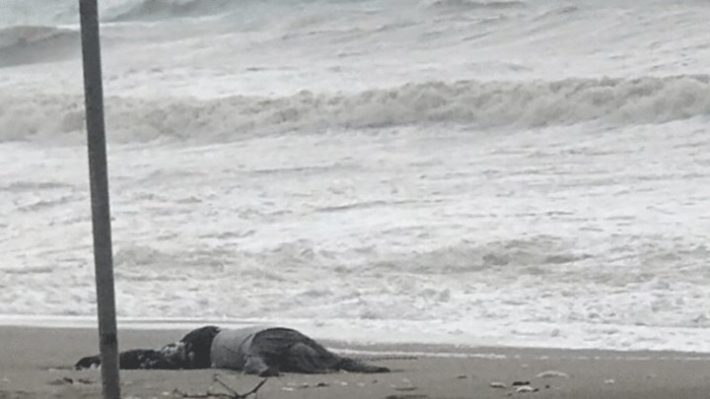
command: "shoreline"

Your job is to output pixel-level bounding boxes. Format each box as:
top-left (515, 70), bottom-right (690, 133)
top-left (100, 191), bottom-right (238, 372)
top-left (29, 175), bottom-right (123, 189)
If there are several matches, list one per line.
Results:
top-left (2, 326), bottom-right (710, 399)
top-left (2, 315), bottom-right (709, 356)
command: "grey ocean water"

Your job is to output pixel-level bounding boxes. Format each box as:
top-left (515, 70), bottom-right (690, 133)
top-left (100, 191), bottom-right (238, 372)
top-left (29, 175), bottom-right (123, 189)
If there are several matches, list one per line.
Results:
top-left (1, 0), bottom-right (709, 351)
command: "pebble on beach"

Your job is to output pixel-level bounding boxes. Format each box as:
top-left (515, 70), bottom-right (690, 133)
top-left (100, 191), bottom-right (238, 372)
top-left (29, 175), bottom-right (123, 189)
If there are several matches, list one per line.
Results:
top-left (536, 370), bottom-right (570, 379)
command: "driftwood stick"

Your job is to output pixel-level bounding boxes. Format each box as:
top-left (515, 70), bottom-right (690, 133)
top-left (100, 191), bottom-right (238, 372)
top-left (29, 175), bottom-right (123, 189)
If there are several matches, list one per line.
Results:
top-left (241, 379), bottom-right (268, 397)
top-left (176, 375), bottom-right (268, 399)
top-left (213, 375), bottom-right (240, 397)
top-left (174, 389), bottom-right (232, 399)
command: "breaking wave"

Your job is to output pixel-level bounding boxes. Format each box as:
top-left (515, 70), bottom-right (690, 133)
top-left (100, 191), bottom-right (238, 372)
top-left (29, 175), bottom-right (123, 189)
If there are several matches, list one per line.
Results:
top-left (0, 0), bottom-right (247, 26)
top-left (425, 0), bottom-right (527, 12)
top-left (2, 75), bottom-right (710, 143)
top-left (0, 26), bottom-right (79, 67)
top-left (103, 0), bottom-right (241, 22)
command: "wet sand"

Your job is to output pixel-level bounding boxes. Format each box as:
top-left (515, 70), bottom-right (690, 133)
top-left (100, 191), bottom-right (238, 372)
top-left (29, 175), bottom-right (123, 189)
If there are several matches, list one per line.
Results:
top-left (1, 326), bottom-right (709, 399)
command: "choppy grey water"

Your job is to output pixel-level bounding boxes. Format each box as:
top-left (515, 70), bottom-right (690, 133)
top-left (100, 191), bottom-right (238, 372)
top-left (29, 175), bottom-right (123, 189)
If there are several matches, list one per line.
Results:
top-left (1, 0), bottom-right (709, 351)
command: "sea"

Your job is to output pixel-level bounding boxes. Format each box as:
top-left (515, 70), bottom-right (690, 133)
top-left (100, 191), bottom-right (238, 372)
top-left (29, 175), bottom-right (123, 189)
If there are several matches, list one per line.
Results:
top-left (1, 0), bottom-right (709, 352)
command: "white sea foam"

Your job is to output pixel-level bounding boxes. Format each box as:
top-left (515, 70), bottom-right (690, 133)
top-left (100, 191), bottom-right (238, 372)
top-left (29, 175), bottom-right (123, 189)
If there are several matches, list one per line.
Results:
top-left (1, 0), bottom-right (709, 352)
top-left (3, 76), bottom-right (710, 143)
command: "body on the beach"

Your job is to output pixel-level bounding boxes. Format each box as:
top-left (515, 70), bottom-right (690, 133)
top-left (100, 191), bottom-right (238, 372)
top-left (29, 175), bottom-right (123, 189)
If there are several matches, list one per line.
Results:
top-left (75, 326), bottom-right (389, 376)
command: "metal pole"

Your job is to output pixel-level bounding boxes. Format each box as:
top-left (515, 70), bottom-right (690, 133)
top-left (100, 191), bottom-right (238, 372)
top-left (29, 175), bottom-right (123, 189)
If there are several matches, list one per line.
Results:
top-left (78, 1), bottom-right (121, 398)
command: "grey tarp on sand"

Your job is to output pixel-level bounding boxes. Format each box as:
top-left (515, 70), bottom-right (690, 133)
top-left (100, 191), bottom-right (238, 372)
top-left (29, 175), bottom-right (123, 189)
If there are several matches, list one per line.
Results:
top-left (210, 326), bottom-right (266, 371)
top-left (210, 326), bottom-right (389, 376)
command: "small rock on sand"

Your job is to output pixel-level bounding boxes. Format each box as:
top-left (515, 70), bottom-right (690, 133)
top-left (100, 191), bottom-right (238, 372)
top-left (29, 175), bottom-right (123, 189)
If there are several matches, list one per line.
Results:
top-left (489, 381), bottom-right (507, 389)
top-left (516, 385), bottom-right (539, 393)
top-left (394, 386), bottom-right (418, 392)
top-left (536, 370), bottom-right (570, 379)
top-left (48, 377), bottom-right (74, 386)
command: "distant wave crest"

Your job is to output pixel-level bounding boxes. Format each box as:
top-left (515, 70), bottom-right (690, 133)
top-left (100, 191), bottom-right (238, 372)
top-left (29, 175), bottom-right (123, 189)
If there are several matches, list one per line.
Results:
top-left (425, 0), bottom-right (527, 12)
top-left (0, 25), bottom-right (78, 67)
top-left (2, 75), bottom-right (710, 143)
top-left (104, 0), bottom-right (240, 22)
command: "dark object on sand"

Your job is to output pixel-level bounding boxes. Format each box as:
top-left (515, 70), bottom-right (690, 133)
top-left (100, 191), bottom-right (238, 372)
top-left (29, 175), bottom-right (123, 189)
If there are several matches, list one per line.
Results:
top-left (75, 348), bottom-right (174, 370)
top-left (75, 326), bottom-right (220, 370)
top-left (75, 326), bottom-right (389, 376)
top-left (181, 325), bottom-right (222, 368)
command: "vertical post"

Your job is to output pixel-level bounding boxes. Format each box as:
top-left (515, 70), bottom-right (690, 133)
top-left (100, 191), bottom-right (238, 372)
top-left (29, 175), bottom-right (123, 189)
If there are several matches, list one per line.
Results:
top-left (78, 1), bottom-right (121, 398)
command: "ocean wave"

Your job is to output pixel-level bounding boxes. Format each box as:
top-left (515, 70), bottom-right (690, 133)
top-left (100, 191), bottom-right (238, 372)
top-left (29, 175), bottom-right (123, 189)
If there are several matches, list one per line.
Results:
top-left (368, 236), bottom-right (591, 275)
top-left (104, 0), bottom-right (241, 22)
top-left (0, 25), bottom-right (79, 67)
top-left (425, 0), bottom-right (527, 12)
top-left (2, 75), bottom-right (710, 143)
top-left (0, 0), bottom-right (243, 26)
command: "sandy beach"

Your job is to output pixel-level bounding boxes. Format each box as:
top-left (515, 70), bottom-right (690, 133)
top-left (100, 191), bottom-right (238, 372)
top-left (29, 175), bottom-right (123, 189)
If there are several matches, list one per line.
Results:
top-left (1, 326), bottom-right (709, 399)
